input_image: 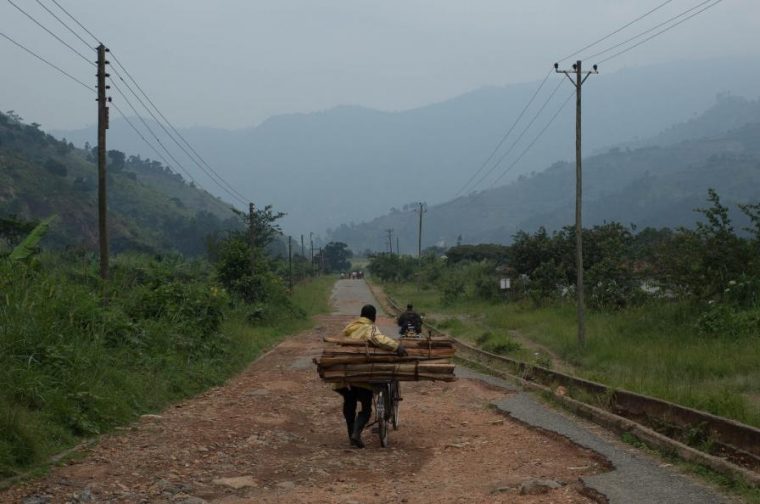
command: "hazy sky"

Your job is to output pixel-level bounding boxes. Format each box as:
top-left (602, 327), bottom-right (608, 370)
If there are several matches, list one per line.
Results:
top-left (1, 0), bottom-right (757, 130)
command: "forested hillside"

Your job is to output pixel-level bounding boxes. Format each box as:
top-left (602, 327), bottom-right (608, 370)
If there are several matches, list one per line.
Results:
top-left (328, 96), bottom-right (760, 252)
top-left (0, 111), bottom-right (240, 256)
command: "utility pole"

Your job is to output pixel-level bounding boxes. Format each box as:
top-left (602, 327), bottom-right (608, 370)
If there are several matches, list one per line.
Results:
top-left (288, 235), bottom-right (293, 291)
top-left (319, 247), bottom-right (324, 274)
top-left (300, 234), bottom-right (305, 257)
top-left (396, 236), bottom-right (400, 257)
top-left (417, 202), bottom-right (427, 258)
top-left (310, 232), bottom-right (314, 275)
top-left (249, 203), bottom-right (256, 276)
top-left (555, 60), bottom-right (598, 346)
top-left (385, 229), bottom-right (393, 255)
top-left (96, 44), bottom-right (110, 280)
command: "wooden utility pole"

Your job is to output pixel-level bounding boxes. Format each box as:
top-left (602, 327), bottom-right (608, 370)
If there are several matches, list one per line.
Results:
top-left (310, 232), bottom-right (314, 275)
top-left (555, 60), bottom-right (598, 346)
top-left (385, 229), bottom-right (393, 255)
top-left (248, 203), bottom-right (256, 275)
top-left (417, 202), bottom-right (427, 258)
top-left (300, 234), bottom-right (305, 257)
top-left (288, 235), bottom-right (293, 291)
top-left (96, 44), bottom-right (109, 280)
top-left (396, 236), bottom-right (400, 257)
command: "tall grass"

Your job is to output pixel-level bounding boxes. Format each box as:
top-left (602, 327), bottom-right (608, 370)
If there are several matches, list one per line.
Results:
top-left (384, 282), bottom-right (760, 427)
top-left (0, 255), bottom-right (333, 478)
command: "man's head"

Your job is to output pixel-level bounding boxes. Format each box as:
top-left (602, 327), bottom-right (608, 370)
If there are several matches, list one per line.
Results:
top-left (406, 304), bottom-right (413, 311)
top-left (360, 304), bottom-right (377, 322)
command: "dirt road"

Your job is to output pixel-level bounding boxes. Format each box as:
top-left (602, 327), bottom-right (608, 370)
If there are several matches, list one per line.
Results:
top-left (0, 280), bottom-right (718, 503)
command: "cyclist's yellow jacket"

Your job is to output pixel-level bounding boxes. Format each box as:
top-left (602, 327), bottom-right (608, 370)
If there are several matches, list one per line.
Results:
top-left (333, 316), bottom-right (399, 391)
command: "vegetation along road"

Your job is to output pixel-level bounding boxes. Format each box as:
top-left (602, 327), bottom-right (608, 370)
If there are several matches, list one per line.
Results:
top-left (0, 279), bottom-right (733, 503)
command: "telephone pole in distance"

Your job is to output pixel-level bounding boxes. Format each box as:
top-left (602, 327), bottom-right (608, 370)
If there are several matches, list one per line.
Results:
top-left (249, 203), bottom-right (256, 277)
top-left (417, 202), bottom-right (427, 258)
top-left (555, 59), bottom-right (598, 346)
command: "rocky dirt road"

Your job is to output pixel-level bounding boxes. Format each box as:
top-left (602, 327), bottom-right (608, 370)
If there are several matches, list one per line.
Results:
top-left (0, 280), bottom-right (724, 503)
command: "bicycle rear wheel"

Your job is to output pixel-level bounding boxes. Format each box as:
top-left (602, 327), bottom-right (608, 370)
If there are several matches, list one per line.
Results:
top-left (391, 381), bottom-right (400, 430)
top-left (376, 389), bottom-right (389, 447)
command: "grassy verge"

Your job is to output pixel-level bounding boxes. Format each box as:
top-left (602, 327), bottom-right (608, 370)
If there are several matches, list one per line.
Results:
top-left (219, 275), bottom-right (335, 373)
top-left (0, 255), bottom-right (333, 480)
top-left (383, 282), bottom-right (760, 429)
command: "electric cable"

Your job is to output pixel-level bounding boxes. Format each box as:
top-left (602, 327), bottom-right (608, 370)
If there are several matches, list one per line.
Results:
top-left (33, 0), bottom-right (252, 204)
top-left (596, 0), bottom-right (725, 64)
top-left (585, 0), bottom-right (718, 62)
top-left (453, 68), bottom-right (553, 198)
top-left (6, 0), bottom-right (94, 66)
top-left (109, 59), bottom-right (251, 204)
top-left (0, 31), bottom-right (92, 92)
top-left (48, 0), bottom-right (101, 44)
top-left (34, 0), bottom-right (93, 49)
top-left (491, 90), bottom-right (574, 187)
top-left (470, 77), bottom-right (564, 192)
top-left (108, 77), bottom-right (205, 190)
top-left (557, 0), bottom-right (674, 63)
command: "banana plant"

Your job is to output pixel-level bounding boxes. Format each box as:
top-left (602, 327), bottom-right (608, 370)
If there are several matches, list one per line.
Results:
top-left (9, 215), bottom-right (56, 262)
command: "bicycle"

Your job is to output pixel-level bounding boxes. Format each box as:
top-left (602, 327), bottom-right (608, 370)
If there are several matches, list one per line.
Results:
top-left (369, 380), bottom-right (401, 447)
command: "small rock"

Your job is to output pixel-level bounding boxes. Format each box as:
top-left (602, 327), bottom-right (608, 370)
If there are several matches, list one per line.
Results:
top-left (518, 478), bottom-right (563, 495)
top-left (178, 497), bottom-right (208, 504)
top-left (212, 476), bottom-right (258, 489)
top-left (76, 486), bottom-right (93, 502)
top-left (276, 481), bottom-right (296, 490)
top-left (22, 496), bottom-right (51, 504)
top-left (554, 386), bottom-right (568, 397)
top-left (445, 442), bottom-right (467, 449)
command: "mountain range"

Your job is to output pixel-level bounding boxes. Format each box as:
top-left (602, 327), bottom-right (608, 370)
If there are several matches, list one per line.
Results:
top-left (328, 94), bottom-right (760, 253)
top-left (53, 57), bottom-right (760, 239)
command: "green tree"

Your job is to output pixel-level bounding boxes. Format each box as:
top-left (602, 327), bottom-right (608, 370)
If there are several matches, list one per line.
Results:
top-left (318, 241), bottom-right (353, 273)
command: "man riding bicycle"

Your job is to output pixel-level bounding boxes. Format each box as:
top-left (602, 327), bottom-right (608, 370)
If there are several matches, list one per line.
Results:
top-left (396, 303), bottom-right (422, 336)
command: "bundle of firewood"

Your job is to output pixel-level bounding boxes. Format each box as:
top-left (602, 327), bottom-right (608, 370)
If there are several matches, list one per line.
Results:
top-left (315, 336), bottom-right (457, 383)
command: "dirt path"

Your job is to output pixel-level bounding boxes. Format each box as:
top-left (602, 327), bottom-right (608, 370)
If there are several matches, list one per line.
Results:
top-left (2, 281), bottom-right (609, 503)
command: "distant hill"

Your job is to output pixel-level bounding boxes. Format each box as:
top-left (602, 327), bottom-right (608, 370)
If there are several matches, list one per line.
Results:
top-left (54, 57), bottom-right (760, 238)
top-left (327, 96), bottom-right (760, 253)
top-left (0, 111), bottom-right (240, 256)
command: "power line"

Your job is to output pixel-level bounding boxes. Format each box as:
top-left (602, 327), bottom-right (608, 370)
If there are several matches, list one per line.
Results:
top-left (47, 0), bottom-right (101, 44)
top-left (0, 31), bottom-right (92, 92)
top-left (6, 0), bottom-right (94, 66)
top-left (597, 0), bottom-right (725, 64)
top-left (34, 0), bottom-right (93, 50)
top-left (108, 56), bottom-right (251, 205)
top-left (0, 24), bottom-right (237, 216)
top-left (557, 0), bottom-right (674, 63)
top-left (470, 77), bottom-right (564, 192)
top-left (31, 0), bottom-right (251, 206)
top-left (109, 103), bottom-right (180, 177)
top-left (585, 0), bottom-right (717, 62)
top-left (108, 77), bottom-right (204, 189)
top-left (453, 68), bottom-right (553, 198)
top-left (491, 91), bottom-right (574, 187)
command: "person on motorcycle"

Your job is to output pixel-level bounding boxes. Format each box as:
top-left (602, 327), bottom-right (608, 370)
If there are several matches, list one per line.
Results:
top-left (397, 303), bottom-right (422, 336)
top-left (336, 304), bottom-right (407, 448)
